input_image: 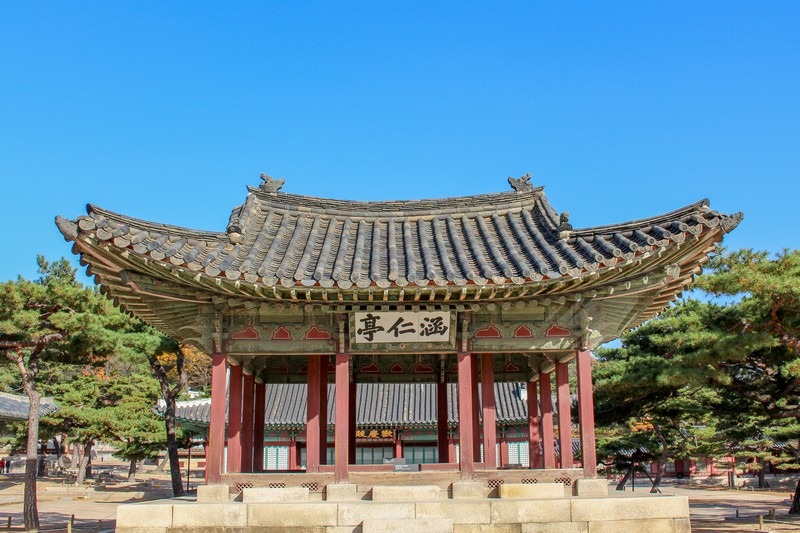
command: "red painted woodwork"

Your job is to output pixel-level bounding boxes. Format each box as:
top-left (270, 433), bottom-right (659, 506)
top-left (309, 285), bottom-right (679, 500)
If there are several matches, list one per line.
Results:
top-left (231, 326), bottom-right (260, 340)
top-left (253, 381), bottom-right (266, 472)
top-left (513, 325), bottom-right (533, 338)
top-left (390, 363), bottom-right (405, 373)
top-left (527, 380), bottom-right (541, 469)
top-left (545, 324), bottom-right (572, 337)
top-left (539, 371), bottom-right (556, 469)
top-left (227, 365), bottom-right (244, 473)
top-left (360, 362), bottom-right (380, 373)
top-left (457, 352), bottom-right (475, 480)
top-left (556, 362), bottom-right (573, 468)
top-left (319, 356), bottom-right (328, 465)
top-left (206, 352), bottom-right (228, 484)
top-left (577, 348), bottom-right (598, 476)
top-left (437, 380), bottom-right (449, 463)
top-left (471, 354), bottom-right (481, 462)
top-left (305, 325), bottom-right (332, 339)
top-left (474, 325), bottom-right (502, 338)
top-left (394, 436), bottom-right (403, 459)
top-left (289, 437), bottom-right (299, 470)
top-left (306, 355), bottom-right (322, 472)
top-left (334, 352), bottom-right (350, 483)
top-left (272, 326), bottom-right (293, 340)
top-left (349, 381), bottom-right (357, 465)
top-left (500, 440), bottom-right (510, 468)
top-left (481, 354), bottom-right (497, 469)
top-left (241, 374), bottom-right (255, 472)
top-left (414, 362), bottom-right (435, 373)
top-left (503, 361), bottom-right (521, 372)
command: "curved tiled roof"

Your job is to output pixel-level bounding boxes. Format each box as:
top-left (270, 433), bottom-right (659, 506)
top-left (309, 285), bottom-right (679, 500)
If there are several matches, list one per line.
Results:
top-left (0, 392), bottom-right (59, 421)
top-left (173, 383), bottom-right (528, 429)
top-left (57, 180), bottom-right (742, 290)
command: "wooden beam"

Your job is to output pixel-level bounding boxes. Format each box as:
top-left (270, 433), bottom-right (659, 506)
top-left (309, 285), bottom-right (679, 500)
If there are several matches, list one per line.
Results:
top-left (457, 352), bottom-right (475, 480)
top-left (206, 352), bottom-right (228, 484)
top-left (539, 371), bottom-right (555, 469)
top-left (227, 365), bottom-right (244, 473)
top-left (481, 354), bottom-right (497, 469)
top-left (556, 362), bottom-right (573, 468)
top-left (253, 381), bottom-right (266, 472)
top-left (334, 352), bottom-right (350, 483)
top-left (577, 347), bottom-right (598, 476)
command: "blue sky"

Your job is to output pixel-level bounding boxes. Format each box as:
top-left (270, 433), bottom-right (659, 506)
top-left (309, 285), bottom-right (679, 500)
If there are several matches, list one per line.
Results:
top-left (1, 2), bottom-right (798, 283)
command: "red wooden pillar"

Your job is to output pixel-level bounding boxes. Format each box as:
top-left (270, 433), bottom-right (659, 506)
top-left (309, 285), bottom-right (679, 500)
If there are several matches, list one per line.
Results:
top-left (471, 354), bottom-right (481, 462)
top-left (527, 380), bottom-right (542, 469)
top-left (289, 435), bottom-right (299, 470)
top-left (349, 381), bottom-right (357, 465)
top-left (457, 351), bottom-right (475, 480)
top-left (437, 380), bottom-right (449, 463)
top-left (241, 373), bottom-right (255, 472)
top-left (481, 354), bottom-right (497, 469)
top-left (207, 351), bottom-right (228, 484)
top-left (227, 365), bottom-right (244, 473)
top-left (576, 347), bottom-right (598, 476)
top-left (253, 380), bottom-right (266, 472)
top-left (539, 371), bottom-right (556, 469)
top-left (306, 355), bottom-right (322, 472)
top-left (499, 438), bottom-right (509, 468)
top-left (319, 356), bottom-right (329, 465)
top-left (556, 362), bottom-right (573, 468)
top-left (334, 351), bottom-right (351, 483)
top-left (394, 435), bottom-right (403, 459)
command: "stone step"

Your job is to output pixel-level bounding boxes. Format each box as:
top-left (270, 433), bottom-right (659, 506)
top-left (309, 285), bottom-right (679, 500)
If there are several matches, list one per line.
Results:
top-left (242, 486), bottom-right (310, 502)
top-left (362, 517), bottom-right (454, 533)
top-left (371, 484), bottom-right (441, 501)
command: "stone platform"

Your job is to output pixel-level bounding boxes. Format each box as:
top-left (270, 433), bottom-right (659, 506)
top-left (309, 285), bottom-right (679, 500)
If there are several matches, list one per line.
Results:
top-left (115, 480), bottom-right (691, 532)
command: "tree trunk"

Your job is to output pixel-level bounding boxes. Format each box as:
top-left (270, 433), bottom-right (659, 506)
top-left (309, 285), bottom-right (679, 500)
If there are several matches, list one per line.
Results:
top-left (75, 441), bottom-right (92, 484)
top-left (127, 458), bottom-right (137, 482)
top-left (23, 387), bottom-right (41, 531)
top-left (652, 457), bottom-right (666, 493)
top-left (164, 400), bottom-right (185, 497)
top-left (616, 463), bottom-right (634, 490)
top-left (155, 454), bottom-right (169, 472)
top-left (790, 477), bottom-right (800, 514)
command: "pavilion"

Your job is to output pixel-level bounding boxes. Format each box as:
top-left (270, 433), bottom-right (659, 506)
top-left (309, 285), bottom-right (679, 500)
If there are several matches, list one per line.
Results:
top-left (56, 173), bottom-right (741, 490)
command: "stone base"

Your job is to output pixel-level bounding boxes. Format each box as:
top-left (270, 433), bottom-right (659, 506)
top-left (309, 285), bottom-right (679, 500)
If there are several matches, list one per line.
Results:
top-left (572, 478), bottom-right (609, 497)
top-left (116, 486), bottom-right (690, 533)
top-left (325, 483), bottom-right (358, 501)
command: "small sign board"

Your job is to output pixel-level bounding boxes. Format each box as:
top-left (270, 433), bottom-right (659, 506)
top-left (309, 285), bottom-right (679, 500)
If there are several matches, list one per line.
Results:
top-left (352, 311), bottom-right (453, 346)
top-left (392, 463), bottom-right (420, 472)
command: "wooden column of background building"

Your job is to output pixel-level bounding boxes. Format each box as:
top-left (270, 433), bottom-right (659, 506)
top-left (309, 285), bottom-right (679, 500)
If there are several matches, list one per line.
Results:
top-left (348, 380), bottom-right (357, 465)
top-left (527, 380), bottom-right (541, 469)
top-left (555, 361), bottom-right (573, 469)
top-left (206, 350), bottom-right (228, 484)
top-left (306, 355), bottom-right (322, 473)
top-left (539, 371), bottom-right (555, 469)
top-left (576, 345), bottom-right (598, 476)
top-left (457, 351), bottom-right (475, 480)
top-left (334, 351), bottom-right (350, 483)
top-left (470, 353), bottom-right (481, 463)
top-left (253, 380), bottom-right (266, 472)
top-left (481, 353), bottom-right (497, 469)
top-left (319, 356), bottom-right (328, 465)
top-left (437, 378), bottom-right (449, 463)
top-left (227, 364), bottom-right (244, 473)
top-left (241, 373), bottom-right (255, 472)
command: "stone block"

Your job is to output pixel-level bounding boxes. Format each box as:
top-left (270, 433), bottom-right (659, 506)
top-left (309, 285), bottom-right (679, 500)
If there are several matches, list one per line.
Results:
top-left (372, 484), bottom-right (440, 501)
top-left (453, 524), bottom-right (522, 533)
top-left (247, 502), bottom-right (338, 527)
top-left (571, 495), bottom-right (689, 522)
top-left (326, 483), bottom-right (359, 501)
top-left (338, 501), bottom-right (415, 525)
top-left (674, 518), bottom-right (692, 533)
top-left (196, 484), bottom-right (231, 502)
top-left (115, 529), bottom-right (168, 533)
top-left (491, 499), bottom-right (571, 523)
top-left (572, 479), bottom-right (609, 497)
top-left (242, 485), bottom-right (310, 502)
top-left (416, 500), bottom-right (491, 524)
top-left (362, 518), bottom-right (453, 533)
top-left (171, 503), bottom-right (247, 527)
top-left (116, 503), bottom-right (173, 528)
top-left (586, 518), bottom-right (676, 533)
top-left (522, 523), bottom-right (588, 533)
top-left (451, 481), bottom-right (486, 499)
top-left (498, 483), bottom-right (564, 499)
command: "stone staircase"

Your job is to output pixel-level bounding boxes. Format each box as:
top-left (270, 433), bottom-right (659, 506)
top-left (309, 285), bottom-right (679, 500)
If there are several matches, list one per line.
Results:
top-left (115, 479), bottom-right (691, 532)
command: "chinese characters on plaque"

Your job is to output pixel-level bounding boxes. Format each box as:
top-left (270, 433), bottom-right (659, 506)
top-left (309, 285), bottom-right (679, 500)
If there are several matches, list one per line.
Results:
top-left (356, 429), bottom-right (395, 439)
top-left (354, 311), bottom-right (451, 344)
